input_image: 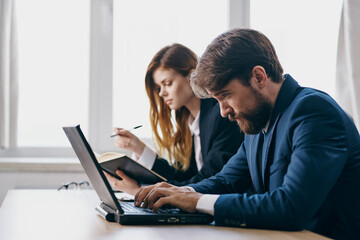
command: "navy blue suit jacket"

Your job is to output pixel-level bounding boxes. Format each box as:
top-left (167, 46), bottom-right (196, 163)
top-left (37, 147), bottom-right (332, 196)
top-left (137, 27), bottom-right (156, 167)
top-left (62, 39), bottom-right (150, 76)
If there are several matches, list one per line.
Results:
top-left (152, 98), bottom-right (244, 186)
top-left (189, 75), bottom-right (360, 239)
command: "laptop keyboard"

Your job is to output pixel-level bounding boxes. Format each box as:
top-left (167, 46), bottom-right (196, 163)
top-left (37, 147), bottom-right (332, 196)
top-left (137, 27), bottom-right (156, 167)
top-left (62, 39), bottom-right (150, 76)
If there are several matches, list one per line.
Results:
top-left (121, 202), bottom-right (147, 213)
top-left (121, 202), bottom-right (181, 214)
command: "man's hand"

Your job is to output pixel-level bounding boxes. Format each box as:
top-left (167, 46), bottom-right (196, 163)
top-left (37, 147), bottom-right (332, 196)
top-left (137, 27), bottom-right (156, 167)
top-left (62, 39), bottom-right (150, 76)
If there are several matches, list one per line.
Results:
top-left (134, 182), bottom-right (175, 206)
top-left (134, 182), bottom-right (203, 213)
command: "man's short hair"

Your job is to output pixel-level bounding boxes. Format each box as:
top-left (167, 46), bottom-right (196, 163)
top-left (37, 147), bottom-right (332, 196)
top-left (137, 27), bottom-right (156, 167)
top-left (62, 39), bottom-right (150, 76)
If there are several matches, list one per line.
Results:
top-left (191, 28), bottom-right (283, 98)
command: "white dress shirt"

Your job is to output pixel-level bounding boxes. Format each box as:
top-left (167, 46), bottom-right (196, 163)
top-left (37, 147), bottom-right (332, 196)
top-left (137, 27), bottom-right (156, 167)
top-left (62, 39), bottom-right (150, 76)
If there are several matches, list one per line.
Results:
top-left (134, 111), bottom-right (203, 171)
top-left (188, 112), bottom-right (203, 171)
top-left (133, 144), bottom-right (157, 170)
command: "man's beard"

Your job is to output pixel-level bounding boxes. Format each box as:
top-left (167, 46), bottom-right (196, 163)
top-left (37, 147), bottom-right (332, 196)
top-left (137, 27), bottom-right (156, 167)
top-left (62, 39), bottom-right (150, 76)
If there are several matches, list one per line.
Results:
top-left (228, 90), bottom-right (273, 134)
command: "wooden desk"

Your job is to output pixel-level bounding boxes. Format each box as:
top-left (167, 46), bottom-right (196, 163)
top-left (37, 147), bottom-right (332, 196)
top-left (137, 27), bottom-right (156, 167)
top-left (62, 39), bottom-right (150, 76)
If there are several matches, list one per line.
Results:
top-left (0, 190), bottom-right (330, 240)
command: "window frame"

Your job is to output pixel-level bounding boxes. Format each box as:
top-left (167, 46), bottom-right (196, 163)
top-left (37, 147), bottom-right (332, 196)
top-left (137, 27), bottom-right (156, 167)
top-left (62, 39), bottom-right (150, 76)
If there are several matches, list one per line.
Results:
top-left (0, 0), bottom-right (249, 158)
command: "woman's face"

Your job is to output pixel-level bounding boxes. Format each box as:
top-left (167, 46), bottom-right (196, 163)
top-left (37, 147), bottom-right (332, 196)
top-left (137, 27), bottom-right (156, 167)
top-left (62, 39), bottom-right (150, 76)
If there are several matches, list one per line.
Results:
top-left (153, 67), bottom-right (194, 110)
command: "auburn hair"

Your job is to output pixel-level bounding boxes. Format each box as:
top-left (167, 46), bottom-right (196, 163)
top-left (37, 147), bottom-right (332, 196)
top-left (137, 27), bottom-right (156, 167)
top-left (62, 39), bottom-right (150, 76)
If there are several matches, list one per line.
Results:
top-left (191, 28), bottom-right (283, 98)
top-left (145, 44), bottom-right (198, 170)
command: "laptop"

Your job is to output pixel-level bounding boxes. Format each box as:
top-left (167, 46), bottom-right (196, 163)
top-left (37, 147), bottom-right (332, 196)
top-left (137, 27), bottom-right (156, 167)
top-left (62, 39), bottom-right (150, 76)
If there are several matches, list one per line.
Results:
top-left (63, 125), bottom-right (214, 225)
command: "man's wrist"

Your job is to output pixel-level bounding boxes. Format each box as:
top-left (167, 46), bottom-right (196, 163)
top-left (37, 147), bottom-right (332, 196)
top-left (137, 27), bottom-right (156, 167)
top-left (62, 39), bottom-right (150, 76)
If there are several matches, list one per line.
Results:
top-left (195, 194), bottom-right (220, 216)
top-left (185, 186), bottom-right (195, 192)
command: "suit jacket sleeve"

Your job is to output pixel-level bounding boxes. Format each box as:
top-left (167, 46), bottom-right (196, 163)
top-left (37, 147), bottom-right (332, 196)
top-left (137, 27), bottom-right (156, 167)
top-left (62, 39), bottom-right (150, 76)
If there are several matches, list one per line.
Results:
top-left (188, 143), bottom-right (253, 194)
top-left (203, 95), bottom-right (350, 230)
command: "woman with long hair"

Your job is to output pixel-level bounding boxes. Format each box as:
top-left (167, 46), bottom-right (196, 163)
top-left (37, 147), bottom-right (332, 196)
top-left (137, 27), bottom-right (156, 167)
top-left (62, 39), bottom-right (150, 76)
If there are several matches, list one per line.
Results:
top-left (106, 43), bottom-right (243, 195)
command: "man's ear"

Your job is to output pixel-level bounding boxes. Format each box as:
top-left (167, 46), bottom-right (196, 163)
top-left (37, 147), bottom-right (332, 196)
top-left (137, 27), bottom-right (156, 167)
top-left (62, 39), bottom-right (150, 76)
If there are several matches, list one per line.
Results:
top-left (252, 66), bottom-right (267, 88)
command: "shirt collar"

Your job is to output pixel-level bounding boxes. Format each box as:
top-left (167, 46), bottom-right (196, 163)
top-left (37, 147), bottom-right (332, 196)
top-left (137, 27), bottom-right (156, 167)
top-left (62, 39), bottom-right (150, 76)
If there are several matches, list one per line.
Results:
top-left (188, 112), bottom-right (200, 136)
top-left (262, 120), bottom-right (270, 134)
top-left (262, 74), bottom-right (300, 134)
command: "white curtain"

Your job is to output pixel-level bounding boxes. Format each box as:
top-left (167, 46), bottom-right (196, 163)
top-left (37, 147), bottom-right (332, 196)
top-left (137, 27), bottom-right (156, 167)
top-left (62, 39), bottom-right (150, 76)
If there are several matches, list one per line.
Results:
top-left (0, 0), bottom-right (18, 148)
top-left (336, 0), bottom-right (360, 131)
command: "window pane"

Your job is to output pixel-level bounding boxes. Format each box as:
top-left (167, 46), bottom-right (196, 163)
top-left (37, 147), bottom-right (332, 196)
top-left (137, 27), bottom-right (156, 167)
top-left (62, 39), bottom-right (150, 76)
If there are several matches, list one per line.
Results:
top-left (113, 0), bottom-right (227, 138)
top-left (250, 0), bottom-right (342, 98)
top-left (17, 0), bottom-right (90, 147)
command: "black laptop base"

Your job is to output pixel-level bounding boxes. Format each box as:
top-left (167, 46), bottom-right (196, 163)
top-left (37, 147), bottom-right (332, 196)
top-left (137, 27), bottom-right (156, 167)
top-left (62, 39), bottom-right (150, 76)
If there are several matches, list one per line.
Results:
top-left (118, 214), bottom-right (213, 225)
top-left (96, 202), bottom-right (213, 225)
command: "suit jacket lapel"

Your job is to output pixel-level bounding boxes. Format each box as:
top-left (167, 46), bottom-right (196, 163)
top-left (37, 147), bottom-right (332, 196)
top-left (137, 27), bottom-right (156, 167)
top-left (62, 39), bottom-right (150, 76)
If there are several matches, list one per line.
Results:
top-left (199, 98), bottom-right (211, 158)
top-left (250, 75), bottom-right (301, 192)
top-left (260, 75), bottom-right (301, 190)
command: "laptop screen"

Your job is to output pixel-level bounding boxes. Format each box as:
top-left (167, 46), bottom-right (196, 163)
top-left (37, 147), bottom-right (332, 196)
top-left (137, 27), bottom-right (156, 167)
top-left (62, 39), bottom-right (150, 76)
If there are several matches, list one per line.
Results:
top-left (63, 125), bottom-right (123, 214)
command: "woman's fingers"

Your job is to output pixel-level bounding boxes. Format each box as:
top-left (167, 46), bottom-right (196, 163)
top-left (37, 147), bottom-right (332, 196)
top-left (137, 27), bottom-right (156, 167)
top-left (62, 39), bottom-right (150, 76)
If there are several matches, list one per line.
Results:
top-left (115, 170), bottom-right (128, 179)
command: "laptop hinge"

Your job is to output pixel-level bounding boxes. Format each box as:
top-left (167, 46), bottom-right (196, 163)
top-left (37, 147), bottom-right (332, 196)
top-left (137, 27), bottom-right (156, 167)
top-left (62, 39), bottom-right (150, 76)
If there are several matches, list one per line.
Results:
top-left (95, 202), bottom-right (120, 222)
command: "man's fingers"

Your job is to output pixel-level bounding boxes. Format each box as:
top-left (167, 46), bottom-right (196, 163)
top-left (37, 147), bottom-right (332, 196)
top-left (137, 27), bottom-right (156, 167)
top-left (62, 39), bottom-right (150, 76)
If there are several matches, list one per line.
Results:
top-left (134, 187), bottom-right (142, 204)
top-left (134, 182), bottom-right (174, 207)
top-left (142, 183), bottom-right (169, 207)
top-left (152, 197), bottom-right (172, 213)
top-left (135, 185), bottom-right (155, 206)
top-left (145, 187), bottom-right (184, 209)
top-left (145, 188), bottom-right (170, 209)
top-left (141, 185), bottom-right (161, 208)
top-left (134, 186), bottom-right (146, 206)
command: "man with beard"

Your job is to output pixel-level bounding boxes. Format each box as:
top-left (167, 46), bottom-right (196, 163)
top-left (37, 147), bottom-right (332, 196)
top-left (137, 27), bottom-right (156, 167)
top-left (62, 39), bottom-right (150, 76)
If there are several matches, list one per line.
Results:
top-left (133, 29), bottom-right (360, 240)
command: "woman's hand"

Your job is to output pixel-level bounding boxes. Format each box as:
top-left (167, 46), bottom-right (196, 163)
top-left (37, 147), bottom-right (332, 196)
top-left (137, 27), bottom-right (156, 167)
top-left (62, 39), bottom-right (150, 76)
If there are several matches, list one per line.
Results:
top-left (104, 170), bottom-right (140, 196)
top-left (113, 128), bottom-right (146, 158)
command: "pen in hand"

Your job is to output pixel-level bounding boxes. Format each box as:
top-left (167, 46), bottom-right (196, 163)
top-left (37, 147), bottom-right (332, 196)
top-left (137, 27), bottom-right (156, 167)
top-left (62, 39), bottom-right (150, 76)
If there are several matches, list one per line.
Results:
top-left (110, 125), bottom-right (143, 137)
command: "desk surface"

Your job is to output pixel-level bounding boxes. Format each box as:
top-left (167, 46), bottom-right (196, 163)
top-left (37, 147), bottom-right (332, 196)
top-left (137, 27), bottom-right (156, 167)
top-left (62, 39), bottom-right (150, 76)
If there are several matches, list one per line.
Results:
top-left (0, 190), bottom-right (330, 240)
